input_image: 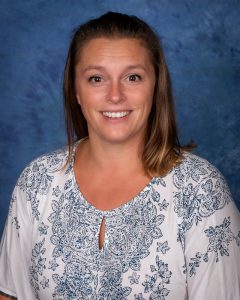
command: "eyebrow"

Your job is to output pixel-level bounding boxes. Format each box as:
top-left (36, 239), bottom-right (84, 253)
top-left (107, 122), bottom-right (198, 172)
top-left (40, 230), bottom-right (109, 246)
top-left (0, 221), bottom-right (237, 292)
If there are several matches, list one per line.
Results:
top-left (82, 64), bottom-right (148, 73)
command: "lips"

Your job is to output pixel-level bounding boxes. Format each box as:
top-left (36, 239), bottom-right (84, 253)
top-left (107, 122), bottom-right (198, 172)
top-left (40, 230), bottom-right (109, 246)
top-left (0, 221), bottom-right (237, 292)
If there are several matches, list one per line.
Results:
top-left (102, 111), bottom-right (130, 118)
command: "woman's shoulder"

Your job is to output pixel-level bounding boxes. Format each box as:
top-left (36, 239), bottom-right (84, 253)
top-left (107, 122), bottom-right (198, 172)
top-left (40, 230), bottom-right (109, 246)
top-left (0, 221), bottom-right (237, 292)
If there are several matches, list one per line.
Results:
top-left (16, 145), bottom-right (71, 191)
top-left (172, 151), bottom-right (231, 193)
top-left (172, 154), bottom-right (240, 296)
top-left (178, 151), bottom-right (221, 176)
top-left (8, 145), bottom-right (73, 221)
top-left (171, 151), bottom-right (236, 230)
top-left (32, 145), bottom-right (69, 169)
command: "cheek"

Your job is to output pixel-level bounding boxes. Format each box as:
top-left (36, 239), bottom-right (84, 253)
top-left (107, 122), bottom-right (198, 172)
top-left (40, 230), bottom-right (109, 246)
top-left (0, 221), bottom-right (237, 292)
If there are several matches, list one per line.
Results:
top-left (78, 96), bottom-right (101, 120)
top-left (141, 90), bottom-right (154, 117)
top-left (76, 88), bottom-right (94, 109)
top-left (78, 83), bottom-right (105, 101)
top-left (142, 87), bottom-right (155, 109)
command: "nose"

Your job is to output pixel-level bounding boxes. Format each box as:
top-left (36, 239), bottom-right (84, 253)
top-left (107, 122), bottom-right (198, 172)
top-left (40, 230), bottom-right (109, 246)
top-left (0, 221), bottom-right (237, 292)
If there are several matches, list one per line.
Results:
top-left (107, 81), bottom-right (124, 103)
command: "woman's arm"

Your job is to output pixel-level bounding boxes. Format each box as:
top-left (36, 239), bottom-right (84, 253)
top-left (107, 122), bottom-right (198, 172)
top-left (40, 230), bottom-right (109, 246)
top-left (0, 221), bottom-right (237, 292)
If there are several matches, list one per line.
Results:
top-left (180, 158), bottom-right (240, 299)
top-left (0, 162), bottom-right (37, 299)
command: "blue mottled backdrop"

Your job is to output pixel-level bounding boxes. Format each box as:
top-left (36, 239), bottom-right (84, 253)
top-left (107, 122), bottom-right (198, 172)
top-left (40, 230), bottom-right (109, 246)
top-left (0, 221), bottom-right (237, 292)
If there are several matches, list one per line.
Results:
top-left (0, 0), bottom-right (239, 235)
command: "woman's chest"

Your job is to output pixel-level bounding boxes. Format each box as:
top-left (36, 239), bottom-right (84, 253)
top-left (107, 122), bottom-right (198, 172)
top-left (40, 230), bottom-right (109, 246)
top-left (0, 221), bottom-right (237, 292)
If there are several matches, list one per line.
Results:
top-left (28, 176), bottom-right (187, 299)
top-left (29, 204), bottom-right (186, 299)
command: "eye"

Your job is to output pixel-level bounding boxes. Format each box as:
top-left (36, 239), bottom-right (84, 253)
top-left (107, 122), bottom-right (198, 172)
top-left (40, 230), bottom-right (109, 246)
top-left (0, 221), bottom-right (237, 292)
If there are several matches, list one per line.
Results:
top-left (128, 74), bottom-right (142, 82)
top-left (88, 76), bottom-right (102, 83)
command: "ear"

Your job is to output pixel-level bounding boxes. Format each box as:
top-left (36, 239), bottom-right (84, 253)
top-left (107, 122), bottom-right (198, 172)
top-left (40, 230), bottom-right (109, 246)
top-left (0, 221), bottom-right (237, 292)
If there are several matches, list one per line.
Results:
top-left (76, 94), bottom-right (81, 106)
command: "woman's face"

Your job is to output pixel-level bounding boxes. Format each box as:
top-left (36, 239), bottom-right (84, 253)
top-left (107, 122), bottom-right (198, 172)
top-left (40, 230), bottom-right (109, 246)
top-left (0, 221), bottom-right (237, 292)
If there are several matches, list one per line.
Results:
top-left (75, 37), bottom-right (156, 146)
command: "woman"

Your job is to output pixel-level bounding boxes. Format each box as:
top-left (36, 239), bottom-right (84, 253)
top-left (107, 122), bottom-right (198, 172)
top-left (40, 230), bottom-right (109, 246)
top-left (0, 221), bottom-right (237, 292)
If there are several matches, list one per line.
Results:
top-left (0, 12), bottom-right (239, 300)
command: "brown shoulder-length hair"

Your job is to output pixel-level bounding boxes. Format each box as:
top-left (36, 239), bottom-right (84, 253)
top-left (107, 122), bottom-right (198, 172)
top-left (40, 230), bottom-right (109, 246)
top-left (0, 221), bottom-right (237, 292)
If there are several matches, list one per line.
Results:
top-left (63, 11), bottom-right (193, 176)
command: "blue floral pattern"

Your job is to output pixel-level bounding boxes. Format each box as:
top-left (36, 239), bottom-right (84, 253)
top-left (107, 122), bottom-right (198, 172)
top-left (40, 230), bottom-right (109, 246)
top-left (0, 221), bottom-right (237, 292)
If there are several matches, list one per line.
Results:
top-left (0, 143), bottom-right (239, 300)
top-left (30, 238), bottom-right (47, 297)
top-left (46, 172), bottom-right (166, 298)
top-left (173, 155), bottom-right (232, 247)
top-left (134, 293), bottom-right (146, 300)
top-left (128, 272), bottom-right (140, 285)
top-left (98, 268), bottom-right (132, 300)
top-left (143, 255), bottom-right (171, 299)
top-left (157, 241), bottom-right (170, 254)
top-left (16, 149), bottom-right (68, 220)
top-left (189, 217), bottom-right (240, 276)
top-left (52, 261), bottom-right (96, 299)
top-left (38, 222), bottom-right (49, 236)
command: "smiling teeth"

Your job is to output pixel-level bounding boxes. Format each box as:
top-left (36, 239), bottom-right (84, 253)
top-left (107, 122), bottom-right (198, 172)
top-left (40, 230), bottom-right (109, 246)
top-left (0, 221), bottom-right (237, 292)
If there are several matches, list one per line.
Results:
top-left (102, 111), bottom-right (130, 118)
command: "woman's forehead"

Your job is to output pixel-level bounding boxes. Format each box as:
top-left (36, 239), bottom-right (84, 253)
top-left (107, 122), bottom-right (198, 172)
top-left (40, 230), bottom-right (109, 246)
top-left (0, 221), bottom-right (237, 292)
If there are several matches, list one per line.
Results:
top-left (77, 37), bottom-right (152, 65)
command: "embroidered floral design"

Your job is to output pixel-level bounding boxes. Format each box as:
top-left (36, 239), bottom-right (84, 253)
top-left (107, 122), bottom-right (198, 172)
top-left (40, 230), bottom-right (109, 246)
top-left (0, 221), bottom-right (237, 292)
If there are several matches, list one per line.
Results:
top-left (52, 260), bottom-right (96, 299)
top-left (157, 241), bottom-right (170, 254)
top-left (134, 293), bottom-right (146, 300)
top-left (128, 272), bottom-right (140, 285)
top-left (48, 180), bottom-right (166, 297)
top-left (173, 155), bottom-right (232, 248)
top-left (143, 255), bottom-right (172, 299)
top-left (8, 194), bottom-right (17, 217)
top-left (52, 186), bottom-right (61, 197)
top-left (205, 217), bottom-right (234, 260)
top-left (236, 232), bottom-right (240, 246)
top-left (48, 258), bottom-right (59, 271)
top-left (158, 199), bottom-right (169, 211)
top-left (10, 145), bottom-right (238, 298)
top-left (38, 222), bottom-right (49, 236)
top-left (40, 276), bottom-right (49, 289)
top-left (152, 177), bottom-right (166, 188)
top-left (189, 217), bottom-right (240, 276)
top-left (30, 238), bottom-right (47, 296)
top-left (98, 268), bottom-right (132, 299)
top-left (12, 217), bottom-right (20, 231)
top-left (16, 149), bottom-right (68, 220)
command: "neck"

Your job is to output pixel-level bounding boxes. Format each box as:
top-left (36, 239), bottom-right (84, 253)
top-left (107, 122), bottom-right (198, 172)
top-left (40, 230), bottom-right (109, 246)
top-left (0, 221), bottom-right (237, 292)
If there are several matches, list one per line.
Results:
top-left (77, 136), bottom-right (146, 177)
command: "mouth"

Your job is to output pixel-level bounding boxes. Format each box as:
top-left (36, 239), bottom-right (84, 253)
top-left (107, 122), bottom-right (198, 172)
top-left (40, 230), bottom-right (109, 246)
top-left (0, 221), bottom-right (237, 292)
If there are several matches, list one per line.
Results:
top-left (102, 111), bottom-right (131, 118)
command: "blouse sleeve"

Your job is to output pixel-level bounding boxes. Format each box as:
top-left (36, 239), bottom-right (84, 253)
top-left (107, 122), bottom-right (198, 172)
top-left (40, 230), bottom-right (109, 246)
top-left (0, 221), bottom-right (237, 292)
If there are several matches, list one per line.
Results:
top-left (181, 159), bottom-right (240, 300)
top-left (0, 169), bottom-right (35, 299)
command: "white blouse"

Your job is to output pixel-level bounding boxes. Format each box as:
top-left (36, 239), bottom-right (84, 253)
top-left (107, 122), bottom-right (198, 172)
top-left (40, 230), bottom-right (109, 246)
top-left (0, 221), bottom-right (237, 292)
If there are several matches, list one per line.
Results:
top-left (0, 142), bottom-right (239, 300)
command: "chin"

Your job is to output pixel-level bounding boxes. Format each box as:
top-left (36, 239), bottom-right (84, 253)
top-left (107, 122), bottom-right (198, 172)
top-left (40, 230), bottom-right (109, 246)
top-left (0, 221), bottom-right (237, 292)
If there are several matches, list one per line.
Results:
top-left (100, 131), bottom-right (143, 145)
